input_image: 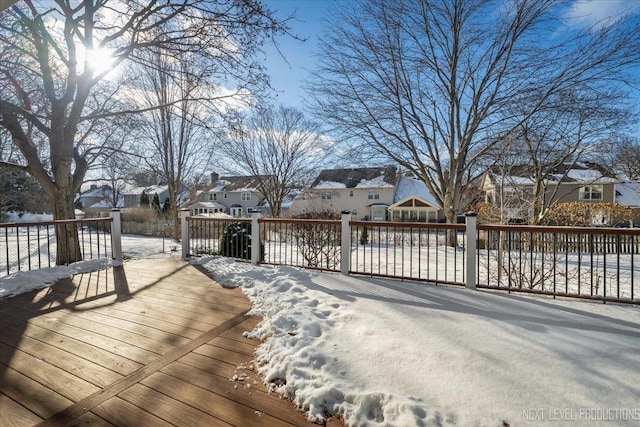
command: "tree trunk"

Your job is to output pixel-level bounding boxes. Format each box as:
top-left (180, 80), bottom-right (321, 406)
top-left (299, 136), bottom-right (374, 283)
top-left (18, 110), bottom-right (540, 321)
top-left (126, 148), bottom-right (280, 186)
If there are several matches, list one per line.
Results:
top-left (52, 189), bottom-right (82, 265)
top-left (443, 207), bottom-right (457, 247)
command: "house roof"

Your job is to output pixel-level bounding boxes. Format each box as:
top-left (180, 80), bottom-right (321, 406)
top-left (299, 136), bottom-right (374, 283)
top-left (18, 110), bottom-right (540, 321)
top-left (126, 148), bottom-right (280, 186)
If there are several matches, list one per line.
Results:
top-left (311, 166), bottom-right (397, 190)
top-left (393, 176), bottom-right (439, 206)
top-left (78, 185), bottom-right (112, 198)
top-left (189, 201), bottom-right (226, 209)
top-left (123, 184), bottom-right (169, 196)
top-left (615, 182), bottom-right (640, 207)
top-left (207, 175), bottom-right (271, 192)
top-left (488, 161), bottom-right (617, 185)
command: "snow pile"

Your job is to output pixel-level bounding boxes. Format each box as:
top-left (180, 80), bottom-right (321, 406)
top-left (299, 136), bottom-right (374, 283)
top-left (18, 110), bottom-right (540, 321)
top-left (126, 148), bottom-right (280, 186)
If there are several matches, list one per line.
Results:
top-left (355, 175), bottom-right (393, 188)
top-left (314, 181), bottom-right (347, 189)
top-left (565, 168), bottom-right (616, 183)
top-left (196, 256), bottom-right (640, 427)
top-left (0, 258), bottom-right (111, 300)
top-left (2, 211), bottom-right (54, 223)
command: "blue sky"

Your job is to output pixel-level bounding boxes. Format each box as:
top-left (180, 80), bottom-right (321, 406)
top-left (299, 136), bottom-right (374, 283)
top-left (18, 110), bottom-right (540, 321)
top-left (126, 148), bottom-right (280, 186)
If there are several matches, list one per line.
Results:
top-left (262, 0), bottom-right (341, 109)
top-left (261, 0), bottom-right (640, 115)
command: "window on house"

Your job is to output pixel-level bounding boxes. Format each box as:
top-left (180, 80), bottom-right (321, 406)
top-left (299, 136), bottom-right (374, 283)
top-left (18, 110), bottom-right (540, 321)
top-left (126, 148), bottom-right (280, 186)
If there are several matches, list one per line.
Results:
top-left (372, 208), bottom-right (385, 220)
top-left (349, 190), bottom-right (354, 197)
top-left (321, 192), bottom-right (332, 200)
top-left (223, 193), bottom-right (228, 199)
top-left (213, 193), bottom-right (217, 201)
top-left (579, 185), bottom-right (603, 201)
top-left (368, 190), bottom-right (380, 200)
top-left (241, 192), bottom-right (251, 201)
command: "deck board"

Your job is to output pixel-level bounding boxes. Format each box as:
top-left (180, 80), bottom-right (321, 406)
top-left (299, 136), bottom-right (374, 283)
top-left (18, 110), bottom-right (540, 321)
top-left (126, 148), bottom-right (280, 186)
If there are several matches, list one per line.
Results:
top-left (0, 258), bottom-right (334, 426)
top-left (0, 393), bottom-right (42, 427)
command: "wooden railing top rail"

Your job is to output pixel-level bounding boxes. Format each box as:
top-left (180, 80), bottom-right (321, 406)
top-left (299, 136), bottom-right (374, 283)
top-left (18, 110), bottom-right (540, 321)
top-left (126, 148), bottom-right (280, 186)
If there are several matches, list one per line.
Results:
top-left (478, 224), bottom-right (640, 236)
top-left (260, 218), bottom-right (340, 226)
top-left (351, 220), bottom-right (465, 230)
top-left (0, 217), bottom-right (112, 228)
top-left (187, 217), bottom-right (251, 223)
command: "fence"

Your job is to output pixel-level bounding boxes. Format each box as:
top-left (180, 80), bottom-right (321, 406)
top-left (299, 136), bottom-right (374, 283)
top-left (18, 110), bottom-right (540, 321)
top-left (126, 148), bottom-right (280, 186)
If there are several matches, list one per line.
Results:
top-left (182, 210), bottom-right (639, 305)
top-left (476, 224), bottom-right (640, 304)
top-left (0, 210), bottom-right (123, 278)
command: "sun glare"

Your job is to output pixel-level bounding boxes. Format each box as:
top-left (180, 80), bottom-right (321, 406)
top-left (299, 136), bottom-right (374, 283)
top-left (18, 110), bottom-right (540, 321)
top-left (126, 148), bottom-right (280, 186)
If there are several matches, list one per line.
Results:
top-left (83, 47), bottom-right (117, 76)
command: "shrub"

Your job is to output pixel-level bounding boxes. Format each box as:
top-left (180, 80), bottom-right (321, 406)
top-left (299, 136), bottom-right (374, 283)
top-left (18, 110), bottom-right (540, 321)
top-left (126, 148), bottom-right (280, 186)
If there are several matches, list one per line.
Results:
top-left (122, 207), bottom-right (158, 223)
top-left (290, 210), bottom-right (341, 269)
top-left (360, 226), bottom-right (369, 245)
top-left (219, 222), bottom-right (264, 260)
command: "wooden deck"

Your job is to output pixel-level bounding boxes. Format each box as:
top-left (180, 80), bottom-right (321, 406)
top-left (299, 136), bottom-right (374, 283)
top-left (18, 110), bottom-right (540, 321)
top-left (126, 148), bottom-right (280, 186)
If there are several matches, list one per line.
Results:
top-left (0, 258), bottom-right (337, 427)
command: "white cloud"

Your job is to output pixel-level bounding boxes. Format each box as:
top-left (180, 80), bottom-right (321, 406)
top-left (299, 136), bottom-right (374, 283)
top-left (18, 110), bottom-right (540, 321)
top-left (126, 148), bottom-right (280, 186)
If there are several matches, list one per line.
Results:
top-left (564, 0), bottom-right (640, 30)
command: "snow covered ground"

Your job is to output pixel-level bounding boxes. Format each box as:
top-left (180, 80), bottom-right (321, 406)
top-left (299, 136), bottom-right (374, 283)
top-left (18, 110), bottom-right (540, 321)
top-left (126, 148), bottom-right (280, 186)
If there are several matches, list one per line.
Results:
top-left (196, 256), bottom-right (640, 427)
top-left (1, 234), bottom-right (639, 426)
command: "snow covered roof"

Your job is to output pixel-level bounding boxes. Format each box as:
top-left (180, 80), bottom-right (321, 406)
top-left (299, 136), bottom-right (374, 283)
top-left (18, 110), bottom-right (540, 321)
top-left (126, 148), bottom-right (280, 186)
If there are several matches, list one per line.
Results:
top-left (311, 167), bottom-right (397, 189)
top-left (189, 201), bottom-right (226, 209)
top-left (489, 161), bottom-right (617, 185)
top-left (123, 184), bottom-right (169, 196)
top-left (393, 176), bottom-right (439, 206)
top-left (207, 175), bottom-right (270, 192)
top-left (615, 182), bottom-right (640, 207)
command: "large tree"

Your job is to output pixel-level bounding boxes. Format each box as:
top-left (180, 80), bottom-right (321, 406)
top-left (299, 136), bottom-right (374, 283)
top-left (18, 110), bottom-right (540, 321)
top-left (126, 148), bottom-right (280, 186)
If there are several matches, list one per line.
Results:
top-left (0, 0), bottom-right (288, 264)
top-left (310, 0), bottom-right (640, 230)
top-left (221, 105), bottom-right (329, 217)
top-left (486, 89), bottom-right (630, 224)
top-left (129, 41), bottom-right (219, 238)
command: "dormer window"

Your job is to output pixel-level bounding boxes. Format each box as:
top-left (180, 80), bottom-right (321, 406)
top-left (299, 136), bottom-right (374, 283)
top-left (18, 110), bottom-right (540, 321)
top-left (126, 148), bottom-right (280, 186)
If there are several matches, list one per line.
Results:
top-left (241, 192), bottom-right (251, 201)
top-left (579, 185), bottom-right (602, 201)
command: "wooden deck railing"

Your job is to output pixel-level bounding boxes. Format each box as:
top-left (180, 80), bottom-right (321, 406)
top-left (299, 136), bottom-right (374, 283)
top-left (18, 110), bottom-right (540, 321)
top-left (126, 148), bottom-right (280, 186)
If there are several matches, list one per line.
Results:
top-left (183, 210), bottom-right (640, 305)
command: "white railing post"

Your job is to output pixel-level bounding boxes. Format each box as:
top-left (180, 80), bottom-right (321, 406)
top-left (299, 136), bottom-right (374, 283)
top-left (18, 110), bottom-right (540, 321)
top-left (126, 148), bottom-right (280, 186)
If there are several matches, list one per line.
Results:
top-left (110, 209), bottom-right (123, 264)
top-left (341, 211), bottom-right (351, 275)
top-left (465, 212), bottom-right (477, 289)
top-left (251, 209), bottom-right (261, 265)
top-left (181, 208), bottom-right (190, 260)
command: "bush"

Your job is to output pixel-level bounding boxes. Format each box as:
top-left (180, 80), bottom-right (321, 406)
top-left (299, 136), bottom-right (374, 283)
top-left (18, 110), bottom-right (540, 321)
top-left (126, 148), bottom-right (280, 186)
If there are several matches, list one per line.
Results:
top-left (360, 226), bottom-right (369, 245)
top-left (290, 210), bottom-right (341, 269)
top-left (219, 222), bottom-right (264, 260)
top-left (122, 207), bottom-right (158, 223)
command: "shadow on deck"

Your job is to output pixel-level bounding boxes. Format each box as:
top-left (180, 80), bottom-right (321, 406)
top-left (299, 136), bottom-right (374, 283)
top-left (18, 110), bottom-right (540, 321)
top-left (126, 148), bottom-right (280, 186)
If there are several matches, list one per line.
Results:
top-left (0, 258), bottom-right (338, 426)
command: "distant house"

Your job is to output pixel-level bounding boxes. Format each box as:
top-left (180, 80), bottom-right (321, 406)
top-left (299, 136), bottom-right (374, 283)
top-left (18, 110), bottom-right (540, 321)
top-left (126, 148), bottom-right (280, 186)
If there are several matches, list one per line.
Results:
top-left (389, 175), bottom-right (443, 222)
top-left (290, 166), bottom-right (398, 220)
top-left (195, 174), bottom-right (266, 217)
top-left (481, 161), bottom-right (618, 223)
top-left (75, 184), bottom-right (122, 212)
top-left (188, 201), bottom-right (227, 216)
top-left (615, 182), bottom-right (640, 225)
top-left (123, 184), bottom-right (189, 209)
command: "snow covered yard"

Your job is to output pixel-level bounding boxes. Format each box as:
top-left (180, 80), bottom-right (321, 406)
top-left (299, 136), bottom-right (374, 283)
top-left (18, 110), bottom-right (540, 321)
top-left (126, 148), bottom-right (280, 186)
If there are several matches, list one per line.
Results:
top-left (195, 256), bottom-right (640, 427)
top-left (2, 232), bottom-right (638, 426)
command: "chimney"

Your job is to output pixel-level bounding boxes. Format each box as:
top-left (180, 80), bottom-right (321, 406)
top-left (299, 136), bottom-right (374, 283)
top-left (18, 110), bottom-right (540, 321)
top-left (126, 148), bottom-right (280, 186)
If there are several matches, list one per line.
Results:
top-left (211, 172), bottom-right (219, 184)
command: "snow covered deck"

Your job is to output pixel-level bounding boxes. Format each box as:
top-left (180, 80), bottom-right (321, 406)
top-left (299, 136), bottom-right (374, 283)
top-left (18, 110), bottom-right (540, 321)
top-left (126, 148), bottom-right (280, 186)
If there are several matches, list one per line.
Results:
top-left (0, 258), bottom-right (336, 426)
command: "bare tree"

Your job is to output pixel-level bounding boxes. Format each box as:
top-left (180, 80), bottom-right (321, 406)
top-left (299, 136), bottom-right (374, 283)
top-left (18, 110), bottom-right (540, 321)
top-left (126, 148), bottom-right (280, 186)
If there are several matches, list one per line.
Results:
top-left (598, 135), bottom-right (640, 181)
top-left (487, 89), bottom-right (628, 225)
top-left (222, 106), bottom-right (329, 217)
top-left (0, 0), bottom-right (288, 263)
top-left (129, 41), bottom-right (222, 238)
top-left (310, 0), bottom-right (640, 235)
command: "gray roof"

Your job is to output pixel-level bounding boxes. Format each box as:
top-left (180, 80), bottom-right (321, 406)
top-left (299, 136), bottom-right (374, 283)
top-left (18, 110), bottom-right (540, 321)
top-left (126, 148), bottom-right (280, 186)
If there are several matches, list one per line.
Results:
top-left (311, 166), bottom-right (398, 189)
